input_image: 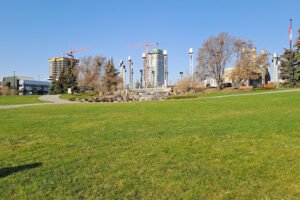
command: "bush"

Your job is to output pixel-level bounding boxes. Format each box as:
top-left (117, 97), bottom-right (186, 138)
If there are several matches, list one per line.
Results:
top-left (167, 94), bottom-right (198, 100)
top-left (69, 97), bottom-right (77, 101)
top-left (239, 86), bottom-right (253, 91)
top-left (263, 83), bottom-right (276, 89)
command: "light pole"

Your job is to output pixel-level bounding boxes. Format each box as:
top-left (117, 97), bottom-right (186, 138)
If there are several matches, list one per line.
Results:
top-left (261, 50), bottom-right (266, 87)
top-left (128, 56), bottom-right (133, 89)
top-left (163, 50), bottom-right (168, 88)
top-left (189, 48), bottom-right (194, 80)
top-left (140, 69), bottom-right (143, 89)
top-left (273, 53), bottom-right (279, 87)
top-left (180, 72), bottom-right (183, 79)
top-left (119, 60), bottom-right (126, 90)
top-left (142, 53), bottom-right (147, 88)
top-left (13, 70), bottom-right (16, 90)
top-left (152, 70), bottom-right (155, 88)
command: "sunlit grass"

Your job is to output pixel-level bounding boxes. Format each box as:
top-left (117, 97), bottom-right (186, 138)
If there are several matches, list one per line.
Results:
top-left (0, 95), bottom-right (45, 105)
top-left (1, 91), bottom-right (300, 199)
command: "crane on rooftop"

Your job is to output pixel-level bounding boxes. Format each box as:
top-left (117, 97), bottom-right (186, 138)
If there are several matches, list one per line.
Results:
top-left (129, 41), bottom-right (159, 86)
top-left (63, 47), bottom-right (89, 58)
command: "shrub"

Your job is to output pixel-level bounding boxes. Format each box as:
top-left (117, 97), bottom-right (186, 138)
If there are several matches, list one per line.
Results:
top-left (167, 94), bottom-right (198, 100)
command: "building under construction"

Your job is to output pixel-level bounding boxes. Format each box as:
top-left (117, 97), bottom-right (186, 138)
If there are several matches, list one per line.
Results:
top-left (143, 49), bottom-right (168, 88)
top-left (48, 57), bottom-right (79, 80)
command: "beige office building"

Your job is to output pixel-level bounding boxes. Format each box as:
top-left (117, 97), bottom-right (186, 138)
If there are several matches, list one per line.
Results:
top-left (48, 57), bottom-right (79, 80)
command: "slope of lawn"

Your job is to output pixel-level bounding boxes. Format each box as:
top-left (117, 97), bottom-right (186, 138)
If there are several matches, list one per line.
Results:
top-left (0, 95), bottom-right (45, 105)
top-left (168, 88), bottom-right (292, 99)
top-left (0, 91), bottom-right (300, 199)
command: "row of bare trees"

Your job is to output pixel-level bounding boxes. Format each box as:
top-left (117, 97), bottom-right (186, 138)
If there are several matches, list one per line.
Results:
top-left (196, 32), bottom-right (270, 89)
top-left (77, 56), bottom-right (122, 95)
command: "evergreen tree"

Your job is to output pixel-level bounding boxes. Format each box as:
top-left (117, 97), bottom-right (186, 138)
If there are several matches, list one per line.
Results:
top-left (50, 60), bottom-right (78, 94)
top-left (295, 29), bottom-right (300, 49)
top-left (279, 49), bottom-right (298, 87)
top-left (294, 29), bottom-right (300, 82)
top-left (135, 80), bottom-right (140, 89)
top-left (104, 58), bottom-right (120, 93)
top-left (63, 60), bottom-right (78, 93)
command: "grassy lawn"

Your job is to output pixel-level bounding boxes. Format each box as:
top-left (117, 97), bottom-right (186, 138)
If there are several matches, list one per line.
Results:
top-left (168, 88), bottom-right (293, 99)
top-left (0, 95), bottom-right (46, 105)
top-left (1, 91), bottom-right (300, 199)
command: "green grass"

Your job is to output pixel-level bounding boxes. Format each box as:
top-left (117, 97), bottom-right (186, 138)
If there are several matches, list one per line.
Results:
top-left (1, 91), bottom-right (300, 199)
top-left (0, 95), bottom-right (46, 105)
top-left (168, 88), bottom-right (292, 99)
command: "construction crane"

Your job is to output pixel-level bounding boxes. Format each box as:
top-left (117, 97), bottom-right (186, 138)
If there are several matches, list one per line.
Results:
top-left (129, 41), bottom-right (159, 86)
top-left (63, 47), bottom-right (89, 58)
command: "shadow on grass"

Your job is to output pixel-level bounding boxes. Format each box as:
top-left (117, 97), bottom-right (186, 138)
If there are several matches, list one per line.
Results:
top-left (0, 162), bottom-right (42, 178)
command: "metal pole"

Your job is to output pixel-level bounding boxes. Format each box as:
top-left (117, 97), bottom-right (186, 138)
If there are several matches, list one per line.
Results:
top-left (289, 19), bottom-right (294, 86)
top-left (123, 65), bottom-right (126, 90)
top-left (290, 18), bottom-right (292, 51)
top-left (163, 50), bottom-right (168, 88)
top-left (180, 72), bottom-right (183, 79)
top-left (128, 56), bottom-right (133, 89)
top-left (152, 70), bottom-right (155, 88)
top-left (140, 69), bottom-right (143, 89)
top-left (189, 48), bottom-right (194, 79)
top-left (273, 53), bottom-right (279, 87)
top-left (13, 70), bottom-right (16, 89)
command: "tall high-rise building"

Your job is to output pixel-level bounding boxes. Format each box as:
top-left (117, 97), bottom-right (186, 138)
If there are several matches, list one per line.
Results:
top-left (48, 57), bottom-right (79, 80)
top-left (143, 49), bottom-right (168, 88)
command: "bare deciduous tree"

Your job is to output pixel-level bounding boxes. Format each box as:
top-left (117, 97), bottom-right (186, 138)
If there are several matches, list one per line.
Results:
top-left (230, 41), bottom-right (259, 86)
top-left (230, 46), bottom-right (270, 87)
top-left (196, 32), bottom-right (237, 89)
top-left (174, 77), bottom-right (192, 94)
top-left (78, 55), bottom-right (106, 92)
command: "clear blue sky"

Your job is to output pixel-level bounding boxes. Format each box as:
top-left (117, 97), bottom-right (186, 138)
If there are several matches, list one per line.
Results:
top-left (0, 0), bottom-right (299, 83)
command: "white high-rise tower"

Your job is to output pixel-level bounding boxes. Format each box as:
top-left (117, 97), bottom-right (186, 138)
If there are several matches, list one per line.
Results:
top-left (189, 48), bottom-right (194, 81)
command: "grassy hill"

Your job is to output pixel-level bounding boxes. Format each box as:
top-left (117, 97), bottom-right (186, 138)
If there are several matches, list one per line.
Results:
top-left (1, 92), bottom-right (300, 199)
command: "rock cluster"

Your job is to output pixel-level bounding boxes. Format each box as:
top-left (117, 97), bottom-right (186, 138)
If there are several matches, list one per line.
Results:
top-left (77, 91), bottom-right (170, 103)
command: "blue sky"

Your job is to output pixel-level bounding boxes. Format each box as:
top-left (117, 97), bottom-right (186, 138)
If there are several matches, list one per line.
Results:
top-left (0, 0), bottom-right (299, 83)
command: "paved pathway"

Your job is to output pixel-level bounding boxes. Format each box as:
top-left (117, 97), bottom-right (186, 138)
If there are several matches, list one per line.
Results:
top-left (0, 95), bottom-right (77, 110)
top-left (38, 95), bottom-right (74, 104)
top-left (0, 89), bottom-right (299, 110)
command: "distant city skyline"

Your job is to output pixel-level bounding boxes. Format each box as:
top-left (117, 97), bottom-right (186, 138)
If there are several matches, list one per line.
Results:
top-left (0, 0), bottom-right (300, 83)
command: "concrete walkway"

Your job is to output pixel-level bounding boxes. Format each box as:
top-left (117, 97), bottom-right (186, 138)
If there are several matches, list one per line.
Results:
top-left (0, 95), bottom-right (77, 110)
top-left (39, 95), bottom-right (74, 104)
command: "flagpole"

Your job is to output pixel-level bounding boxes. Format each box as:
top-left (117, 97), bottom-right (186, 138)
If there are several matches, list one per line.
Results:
top-left (289, 18), bottom-right (292, 51)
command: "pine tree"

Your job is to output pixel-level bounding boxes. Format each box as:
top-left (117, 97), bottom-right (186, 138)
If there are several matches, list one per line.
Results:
top-left (294, 29), bottom-right (300, 83)
top-left (295, 29), bottom-right (300, 49)
top-left (50, 60), bottom-right (78, 94)
top-left (104, 58), bottom-right (120, 93)
top-left (63, 60), bottom-right (78, 93)
top-left (279, 49), bottom-right (297, 87)
top-left (135, 80), bottom-right (141, 89)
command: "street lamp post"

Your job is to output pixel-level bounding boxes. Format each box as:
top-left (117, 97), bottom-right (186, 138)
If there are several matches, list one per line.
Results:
top-left (273, 53), bottom-right (280, 87)
top-left (128, 56), bottom-right (133, 89)
top-left (261, 50), bottom-right (266, 87)
top-left (189, 48), bottom-right (194, 79)
top-left (152, 70), bottom-right (155, 88)
top-left (13, 70), bottom-right (16, 90)
top-left (142, 53), bottom-right (147, 88)
top-left (163, 50), bottom-right (168, 88)
top-left (140, 69), bottom-right (143, 89)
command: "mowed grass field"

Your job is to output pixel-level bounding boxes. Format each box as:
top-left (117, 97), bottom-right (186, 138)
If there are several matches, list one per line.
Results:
top-left (0, 95), bottom-right (45, 105)
top-left (1, 92), bottom-right (300, 199)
